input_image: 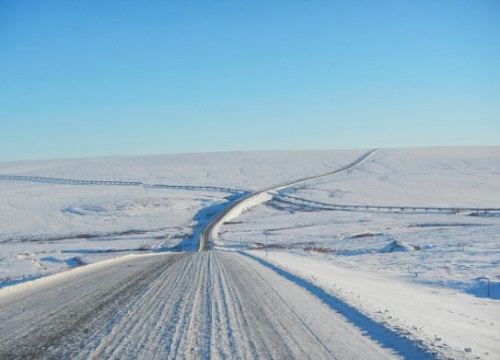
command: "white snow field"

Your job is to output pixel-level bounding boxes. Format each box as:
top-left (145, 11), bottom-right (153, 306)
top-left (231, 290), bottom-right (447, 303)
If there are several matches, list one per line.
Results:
top-left (0, 150), bottom-right (364, 282)
top-left (0, 147), bottom-right (499, 359)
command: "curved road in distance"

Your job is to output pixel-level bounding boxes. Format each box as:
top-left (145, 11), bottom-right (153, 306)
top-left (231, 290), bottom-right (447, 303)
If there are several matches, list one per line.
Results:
top-left (200, 148), bottom-right (379, 251)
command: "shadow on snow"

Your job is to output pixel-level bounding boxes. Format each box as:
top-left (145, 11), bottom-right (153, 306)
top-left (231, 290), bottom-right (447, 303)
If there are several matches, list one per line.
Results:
top-left (240, 251), bottom-right (440, 360)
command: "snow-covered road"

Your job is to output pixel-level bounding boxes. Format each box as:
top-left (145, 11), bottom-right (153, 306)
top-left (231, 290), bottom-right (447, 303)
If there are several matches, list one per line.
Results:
top-left (0, 251), bottom-right (398, 359)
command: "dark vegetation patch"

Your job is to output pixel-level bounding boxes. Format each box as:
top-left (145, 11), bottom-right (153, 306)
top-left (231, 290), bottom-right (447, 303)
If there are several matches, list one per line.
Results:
top-left (304, 246), bottom-right (332, 254)
top-left (350, 233), bottom-right (376, 239)
top-left (0, 228), bottom-right (176, 244)
top-left (249, 241), bottom-right (317, 251)
top-left (408, 223), bottom-right (488, 228)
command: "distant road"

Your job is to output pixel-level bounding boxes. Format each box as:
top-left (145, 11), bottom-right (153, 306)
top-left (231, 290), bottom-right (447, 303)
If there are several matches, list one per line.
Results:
top-left (0, 252), bottom-right (395, 359)
top-left (200, 148), bottom-right (379, 250)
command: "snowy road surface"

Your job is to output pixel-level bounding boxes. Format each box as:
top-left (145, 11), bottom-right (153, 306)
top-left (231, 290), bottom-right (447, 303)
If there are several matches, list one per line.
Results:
top-left (0, 251), bottom-right (396, 359)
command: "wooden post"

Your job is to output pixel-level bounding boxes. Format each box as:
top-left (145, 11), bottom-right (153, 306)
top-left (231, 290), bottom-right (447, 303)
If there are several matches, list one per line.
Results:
top-left (266, 234), bottom-right (268, 258)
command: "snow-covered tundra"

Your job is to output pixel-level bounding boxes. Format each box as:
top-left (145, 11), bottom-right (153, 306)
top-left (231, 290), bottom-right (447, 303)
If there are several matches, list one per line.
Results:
top-left (0, 147), bottom-right (499, 359)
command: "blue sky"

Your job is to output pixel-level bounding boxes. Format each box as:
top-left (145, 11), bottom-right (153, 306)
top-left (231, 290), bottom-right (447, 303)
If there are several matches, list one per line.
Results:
top-left (1, 1), bottom-right (499, 161)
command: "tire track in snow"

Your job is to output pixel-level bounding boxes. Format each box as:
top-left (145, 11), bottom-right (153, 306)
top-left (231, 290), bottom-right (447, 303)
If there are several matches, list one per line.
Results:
top-left (0, 253), bottom-right (187, 359)
top-left (0, 251), bottom-right (396, 359)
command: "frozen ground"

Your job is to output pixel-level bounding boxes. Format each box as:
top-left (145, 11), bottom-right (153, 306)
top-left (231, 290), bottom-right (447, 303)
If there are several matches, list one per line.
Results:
top-left (1, 147), bottom-right (499, 358)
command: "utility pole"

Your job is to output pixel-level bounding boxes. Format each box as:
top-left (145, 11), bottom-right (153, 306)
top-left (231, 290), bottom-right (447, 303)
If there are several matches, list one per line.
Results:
top-left (266, 234), bottom-right (268, 258)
